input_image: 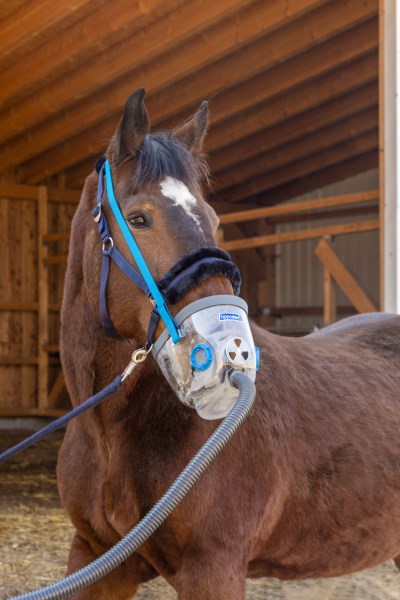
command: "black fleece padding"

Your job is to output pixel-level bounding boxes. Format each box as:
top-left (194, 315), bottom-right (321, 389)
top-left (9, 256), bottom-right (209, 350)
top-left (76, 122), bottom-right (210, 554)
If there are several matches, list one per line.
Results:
top-left (158, 247), bottom-right (241, 304)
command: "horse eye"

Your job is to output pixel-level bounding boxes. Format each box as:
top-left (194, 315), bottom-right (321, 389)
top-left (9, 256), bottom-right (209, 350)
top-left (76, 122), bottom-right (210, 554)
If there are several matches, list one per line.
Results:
top-left (128, 214), bottom-right (149, 229)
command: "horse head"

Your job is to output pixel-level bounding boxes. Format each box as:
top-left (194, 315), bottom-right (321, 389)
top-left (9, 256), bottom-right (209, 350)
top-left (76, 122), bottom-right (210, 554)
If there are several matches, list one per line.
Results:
top-left (72, 88), bottom-right (257, 419)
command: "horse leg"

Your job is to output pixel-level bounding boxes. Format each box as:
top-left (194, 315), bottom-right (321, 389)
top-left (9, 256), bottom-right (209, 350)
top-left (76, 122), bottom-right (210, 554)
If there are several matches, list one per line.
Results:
top-left (66, 532), bottom-right (157, 600)
top-left (175, 556), bottom-right (246, 600)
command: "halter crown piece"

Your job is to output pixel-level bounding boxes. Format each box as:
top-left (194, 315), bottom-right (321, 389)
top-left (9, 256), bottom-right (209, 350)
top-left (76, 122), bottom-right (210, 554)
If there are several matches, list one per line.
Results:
top-left (93, 159), bottom-right (241, 346)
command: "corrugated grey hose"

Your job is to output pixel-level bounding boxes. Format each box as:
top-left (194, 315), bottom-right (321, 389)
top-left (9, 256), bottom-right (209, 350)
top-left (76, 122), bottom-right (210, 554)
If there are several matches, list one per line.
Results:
top-left (11, 371), bottom-right (256, 600)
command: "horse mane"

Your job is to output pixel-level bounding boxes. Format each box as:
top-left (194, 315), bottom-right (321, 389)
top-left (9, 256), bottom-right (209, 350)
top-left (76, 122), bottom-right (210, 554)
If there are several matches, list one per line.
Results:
top-left (132, 132), bottom-right (209, 193)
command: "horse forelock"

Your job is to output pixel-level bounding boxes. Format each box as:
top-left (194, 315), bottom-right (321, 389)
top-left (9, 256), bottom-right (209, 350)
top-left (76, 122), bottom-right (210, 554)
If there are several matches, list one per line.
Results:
top-left (133, 133), bottom-right (209, 194)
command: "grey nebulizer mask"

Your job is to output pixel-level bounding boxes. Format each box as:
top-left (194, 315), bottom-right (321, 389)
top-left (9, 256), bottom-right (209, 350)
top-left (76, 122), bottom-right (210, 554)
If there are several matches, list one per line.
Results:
top-left (152, 295), bottom-right (259, 420)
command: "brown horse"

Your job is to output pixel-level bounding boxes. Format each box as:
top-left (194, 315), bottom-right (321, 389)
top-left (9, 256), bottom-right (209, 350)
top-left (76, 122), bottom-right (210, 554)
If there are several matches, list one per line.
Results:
top-left (58, 89), bottom-right (400, 599)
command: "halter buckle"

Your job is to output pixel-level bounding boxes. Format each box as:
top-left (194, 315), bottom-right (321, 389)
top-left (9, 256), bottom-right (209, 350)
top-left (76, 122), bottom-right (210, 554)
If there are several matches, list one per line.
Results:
top-left (93, 204), bottom-right (102, 223)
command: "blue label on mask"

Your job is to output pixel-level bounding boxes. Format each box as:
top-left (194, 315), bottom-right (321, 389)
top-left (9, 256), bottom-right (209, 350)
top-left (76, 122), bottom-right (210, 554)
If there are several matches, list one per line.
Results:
top-left (219, 313), bottom-right (243, 322)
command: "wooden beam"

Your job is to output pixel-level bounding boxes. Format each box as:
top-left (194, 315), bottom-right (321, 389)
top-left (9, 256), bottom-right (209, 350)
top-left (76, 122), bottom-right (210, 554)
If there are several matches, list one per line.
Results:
top-left (0, 0), bottom-right (185, 109)
top-left (0, 302), bottom-right (39, 311)
top-left (315, 238), bottom-right (377, 312)
top-left (269, 203), bottom-right (378, 224)
top-left (0, 407), bottom-right (67, 417)
top-left (20, 13), bottom-right (378, 181)
top-left (0, 182), bottom-right (40, 199)
top-left (265, 305), bottom-right (356, 317)
top-left (219, 190), bottom-right (379, 225)
top-left (0, 0), bottom-right (333, 168)
top-left (0, 0), bottom-right (94, 71)
top-left (219, 129), bottom-right (378, 202)
top-left (210, 82), bottom-right (378, 174)
top-left (221, 219), bottom-right (379, 252)
top-left (37, 186), bottom-right (49, 409)
top-left (215, 108), bottom-right (378, 190)
top-left (255, 150), bottom-right (379, 204)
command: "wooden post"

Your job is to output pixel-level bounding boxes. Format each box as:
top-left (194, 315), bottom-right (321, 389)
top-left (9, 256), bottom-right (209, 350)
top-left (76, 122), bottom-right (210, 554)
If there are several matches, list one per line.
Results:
top-left (37, 186), bottom-right (49, 408)
top-left (323, 267), bottom-right (336, 326)
top-left (379, 0), bottom-right (400, 312)
top-left (315, 238), bottom-right (378, 314)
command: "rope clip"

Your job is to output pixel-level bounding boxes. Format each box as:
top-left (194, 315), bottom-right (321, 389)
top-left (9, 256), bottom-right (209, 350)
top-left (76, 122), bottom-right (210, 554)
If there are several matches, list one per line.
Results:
top-left (121, 344), bottom-right (153, 381)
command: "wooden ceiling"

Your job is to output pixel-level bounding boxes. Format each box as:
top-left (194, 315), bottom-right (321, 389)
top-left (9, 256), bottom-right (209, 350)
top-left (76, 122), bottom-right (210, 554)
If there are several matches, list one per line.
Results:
top-left (0, 0), bottom-right (378, 206)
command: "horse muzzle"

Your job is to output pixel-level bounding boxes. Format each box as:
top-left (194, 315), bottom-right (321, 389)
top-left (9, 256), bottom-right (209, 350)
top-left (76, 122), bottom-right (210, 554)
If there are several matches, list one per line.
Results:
top-left (152, 294), bottom-right (258, 420)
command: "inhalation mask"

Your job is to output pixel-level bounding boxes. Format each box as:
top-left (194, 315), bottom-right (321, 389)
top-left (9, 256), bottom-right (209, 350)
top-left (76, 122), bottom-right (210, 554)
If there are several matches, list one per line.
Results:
top-left (152, 295), bottom-right (259, 420)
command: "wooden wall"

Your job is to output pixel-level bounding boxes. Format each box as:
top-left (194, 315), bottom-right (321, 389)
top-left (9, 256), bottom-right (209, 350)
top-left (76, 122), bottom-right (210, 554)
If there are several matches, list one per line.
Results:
top-left (0, 183), bottom-right (79, 416)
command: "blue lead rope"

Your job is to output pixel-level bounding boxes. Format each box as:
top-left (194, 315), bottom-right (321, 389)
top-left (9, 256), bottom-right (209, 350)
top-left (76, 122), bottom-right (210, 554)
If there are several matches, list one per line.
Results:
top-left (0, 376), bottom-right (123, 465)
top-left (104, 161), bottom-right (180, 343)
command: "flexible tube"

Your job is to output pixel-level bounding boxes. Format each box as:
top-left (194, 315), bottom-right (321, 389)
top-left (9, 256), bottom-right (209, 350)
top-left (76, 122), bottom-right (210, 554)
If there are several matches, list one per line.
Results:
top-left (10, 371), bottom-right (256, 600)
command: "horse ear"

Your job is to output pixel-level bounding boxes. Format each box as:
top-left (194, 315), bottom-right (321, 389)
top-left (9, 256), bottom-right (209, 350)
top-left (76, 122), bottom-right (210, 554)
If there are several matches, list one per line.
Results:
top-left (172, 101), bottom-right (209, 155)
top-left (108, 88), bottom-right (149, 163)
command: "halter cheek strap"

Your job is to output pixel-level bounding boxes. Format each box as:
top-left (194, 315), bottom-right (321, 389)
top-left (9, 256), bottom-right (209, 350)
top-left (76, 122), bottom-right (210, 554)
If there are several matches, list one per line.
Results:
top-left (93, 159), bottom-right (241, 345)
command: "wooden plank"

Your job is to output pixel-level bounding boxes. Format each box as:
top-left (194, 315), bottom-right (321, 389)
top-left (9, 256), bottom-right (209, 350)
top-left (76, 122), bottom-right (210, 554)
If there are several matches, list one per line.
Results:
top-left (0, 407), bottom-right (67, 417)
top-left (216, 108), bottom-right (378, 190)
top-left (0, 0), bottom-right (185, 110)
top-left (315, 238), bottom-right (377, 313)
top-left (22, 14), bottom-right (379, 181)
top-left (265, 305), bottom-right (356, 317)
top-left (42, 231), bottom-right (71, 242)
top-left (42, 255), bottom-right (68, 265)
top-left (221, 220), bottom-right (380, 252)
top-left (220, 129), bottom-right (378, 202)
top-left (219, 191), bottom-right (379, 226)
top-left (323, 267), bottom-right (337, 325)
top-left (378, 0), bottom-right (385, 310)
top-left (0, 182), bottom-right (39, 199)
top-left (37, 186), bottom-right (49, 409)
top-left (0, 302), bottom-right (39, 311)
top-left (269, 203), bottom-right (379, 225)
top-left (47, 187), bottom-right (81, 203)
top-left (0, 356), bottom-right (38, 366)
top-left (47, 370), bottom-right (65, 408)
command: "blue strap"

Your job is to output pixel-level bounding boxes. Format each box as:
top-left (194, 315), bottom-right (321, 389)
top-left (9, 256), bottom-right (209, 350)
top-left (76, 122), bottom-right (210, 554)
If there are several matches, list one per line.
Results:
top-left (104, 160), bottom-right (180, 343)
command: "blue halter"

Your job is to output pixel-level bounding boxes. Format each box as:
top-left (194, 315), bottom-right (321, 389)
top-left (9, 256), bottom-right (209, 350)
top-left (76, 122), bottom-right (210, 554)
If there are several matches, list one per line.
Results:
top-left (93, 159), bottom-right (241, 345)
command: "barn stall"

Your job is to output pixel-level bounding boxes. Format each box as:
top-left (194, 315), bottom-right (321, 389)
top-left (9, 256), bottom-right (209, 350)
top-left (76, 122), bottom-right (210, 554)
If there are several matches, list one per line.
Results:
top-left (0, 0), bottom-right (382, 416)
top-left (1, 0), bottom-right (399, 597)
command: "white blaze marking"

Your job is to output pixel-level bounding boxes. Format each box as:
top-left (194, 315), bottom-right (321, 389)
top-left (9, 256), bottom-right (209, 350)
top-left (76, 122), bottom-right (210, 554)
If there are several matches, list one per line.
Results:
top-left (160, 176), bottom-right (203, 233)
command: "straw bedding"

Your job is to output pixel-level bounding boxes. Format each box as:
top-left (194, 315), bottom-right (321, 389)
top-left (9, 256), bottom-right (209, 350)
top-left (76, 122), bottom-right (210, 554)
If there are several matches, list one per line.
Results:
top-left (0, 430), bottom-right (398, 599)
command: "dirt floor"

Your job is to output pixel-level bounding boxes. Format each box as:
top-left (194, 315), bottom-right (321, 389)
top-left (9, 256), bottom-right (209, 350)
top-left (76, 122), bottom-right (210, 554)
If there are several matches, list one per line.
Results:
top-left (0, 430), bottom-right (399, 600)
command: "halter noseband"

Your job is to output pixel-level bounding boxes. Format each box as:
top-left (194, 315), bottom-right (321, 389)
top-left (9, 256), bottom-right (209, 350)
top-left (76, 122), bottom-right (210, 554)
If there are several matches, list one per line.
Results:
top-left (93, 159), bottom-right (241, 345)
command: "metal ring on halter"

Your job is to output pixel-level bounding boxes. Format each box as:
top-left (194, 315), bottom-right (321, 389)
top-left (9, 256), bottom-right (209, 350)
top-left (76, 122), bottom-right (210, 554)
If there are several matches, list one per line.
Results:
top-left (102, 237), bottom-right (114, 252)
